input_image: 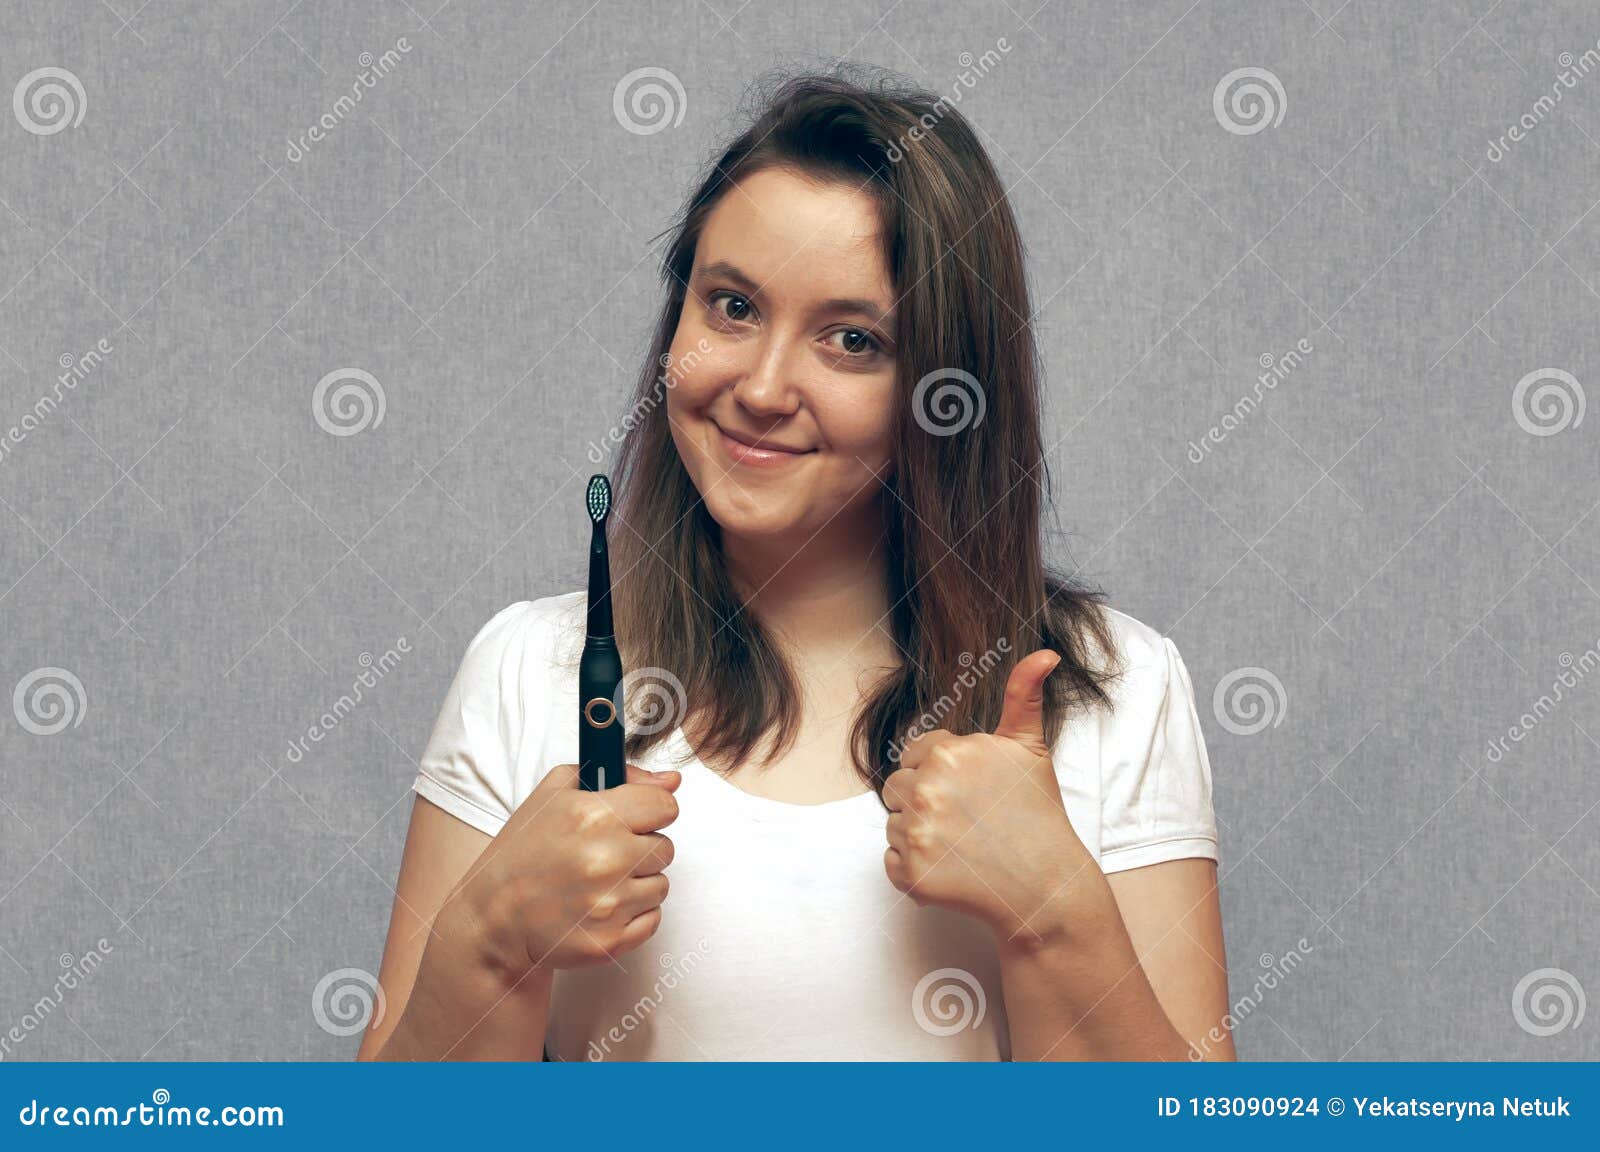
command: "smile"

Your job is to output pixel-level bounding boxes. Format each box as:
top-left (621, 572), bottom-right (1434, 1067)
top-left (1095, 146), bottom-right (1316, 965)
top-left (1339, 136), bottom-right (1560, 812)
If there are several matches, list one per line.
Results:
top-left (713, 423), bottom-right (816, 467)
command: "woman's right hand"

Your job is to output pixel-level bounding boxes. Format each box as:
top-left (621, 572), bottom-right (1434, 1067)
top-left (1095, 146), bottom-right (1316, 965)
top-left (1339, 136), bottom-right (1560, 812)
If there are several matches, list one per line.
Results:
top-left (448, 761), bottom-right (680, 984)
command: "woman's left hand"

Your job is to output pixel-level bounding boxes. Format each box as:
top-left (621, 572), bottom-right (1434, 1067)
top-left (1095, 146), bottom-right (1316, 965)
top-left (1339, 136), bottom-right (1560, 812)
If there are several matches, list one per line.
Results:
top-left (882, 649), bottom-right (1109, 952)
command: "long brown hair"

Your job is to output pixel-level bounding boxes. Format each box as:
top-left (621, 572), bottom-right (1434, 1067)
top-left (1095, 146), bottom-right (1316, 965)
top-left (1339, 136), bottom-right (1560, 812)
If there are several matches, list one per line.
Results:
top-left (591, 65), bottom-right (1123, 796)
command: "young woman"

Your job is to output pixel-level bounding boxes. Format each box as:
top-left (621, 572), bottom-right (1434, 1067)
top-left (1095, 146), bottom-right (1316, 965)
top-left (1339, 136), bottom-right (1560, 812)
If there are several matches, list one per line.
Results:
top-left (359, 70), bottom-right (1234, 1062)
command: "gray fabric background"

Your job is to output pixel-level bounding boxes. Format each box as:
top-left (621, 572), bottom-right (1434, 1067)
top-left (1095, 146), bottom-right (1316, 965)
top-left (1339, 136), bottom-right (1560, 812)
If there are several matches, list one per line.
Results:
top-left (2, 0), bottom-right (1597, 1061)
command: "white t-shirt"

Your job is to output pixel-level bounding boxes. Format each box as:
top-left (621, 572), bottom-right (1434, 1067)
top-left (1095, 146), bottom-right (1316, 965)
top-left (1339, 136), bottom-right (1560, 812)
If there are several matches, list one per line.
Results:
top-left (412, 590), bottom-right (1218, 1061)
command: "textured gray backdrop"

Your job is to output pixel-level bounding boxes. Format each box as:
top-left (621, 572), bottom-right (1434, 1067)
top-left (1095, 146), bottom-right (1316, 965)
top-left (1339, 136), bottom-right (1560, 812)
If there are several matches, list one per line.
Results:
top-left (2, 0), bottom-right (1598, 1061)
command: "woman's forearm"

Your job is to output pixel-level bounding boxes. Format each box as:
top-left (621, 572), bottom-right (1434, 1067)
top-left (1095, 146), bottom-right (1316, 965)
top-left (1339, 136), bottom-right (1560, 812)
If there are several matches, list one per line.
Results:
top-left (997, 876), bottom-right (1192, 1062)
top-left (373, 903), bottom-right (553, 1062)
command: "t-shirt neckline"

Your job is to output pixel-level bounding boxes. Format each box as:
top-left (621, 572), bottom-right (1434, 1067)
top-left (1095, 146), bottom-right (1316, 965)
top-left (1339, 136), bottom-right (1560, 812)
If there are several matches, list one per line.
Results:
top-left (664, 726), bottom-right (884, 821)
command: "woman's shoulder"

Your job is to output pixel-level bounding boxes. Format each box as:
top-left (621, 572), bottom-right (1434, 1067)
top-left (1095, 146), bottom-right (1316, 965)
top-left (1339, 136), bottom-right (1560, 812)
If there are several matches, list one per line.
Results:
top-left (1063, 600), bottom-right (1203, 743)
top-left (1064, 597), bottom-right (1177, 689)
top-left (1093, 602), bottom-right (1175, 674)
top-left (1053, 600), bottom-right (1217, 871)
top-left (454, 590), bottom-right (587, 680)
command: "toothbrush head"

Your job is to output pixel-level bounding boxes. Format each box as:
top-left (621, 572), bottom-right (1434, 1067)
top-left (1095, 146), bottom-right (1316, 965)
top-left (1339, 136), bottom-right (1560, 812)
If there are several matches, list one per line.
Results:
top-left (586, 474), bottom-right (611, 524)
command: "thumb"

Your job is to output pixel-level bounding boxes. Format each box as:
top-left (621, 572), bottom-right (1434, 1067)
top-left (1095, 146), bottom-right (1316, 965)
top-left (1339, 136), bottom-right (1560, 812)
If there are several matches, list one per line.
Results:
top-left (625, 762), bottom-right (681, 790)
top-left (991, 649), bottom-right (1062, 750)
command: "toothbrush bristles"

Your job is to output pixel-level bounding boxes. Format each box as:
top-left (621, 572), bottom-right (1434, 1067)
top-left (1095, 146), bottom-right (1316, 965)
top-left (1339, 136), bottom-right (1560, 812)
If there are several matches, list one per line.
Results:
top-left (586, 475), bottom-right (611, 522)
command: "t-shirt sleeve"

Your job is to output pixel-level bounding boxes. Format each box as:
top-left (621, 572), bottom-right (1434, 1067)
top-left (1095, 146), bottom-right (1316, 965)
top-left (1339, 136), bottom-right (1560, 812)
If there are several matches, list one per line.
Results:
top-left (1096, 634), bottom-right (1219, 873)
top-left (412, 601), bottom-right (545, 837)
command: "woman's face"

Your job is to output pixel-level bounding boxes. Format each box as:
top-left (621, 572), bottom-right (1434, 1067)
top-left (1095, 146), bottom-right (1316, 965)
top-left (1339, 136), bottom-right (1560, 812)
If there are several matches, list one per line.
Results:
top-left (665, 165), bottom-right (898, 543)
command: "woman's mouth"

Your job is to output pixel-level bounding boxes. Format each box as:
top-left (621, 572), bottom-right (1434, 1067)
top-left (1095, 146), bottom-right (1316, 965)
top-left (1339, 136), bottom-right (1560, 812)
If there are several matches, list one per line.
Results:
top-left (713, 422), bottom-right (816, 468)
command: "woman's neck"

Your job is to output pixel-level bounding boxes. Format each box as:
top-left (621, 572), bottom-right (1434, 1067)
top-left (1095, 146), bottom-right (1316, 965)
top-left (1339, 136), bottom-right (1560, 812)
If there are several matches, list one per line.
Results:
top-left (721, 503), bottom-right (896, 661)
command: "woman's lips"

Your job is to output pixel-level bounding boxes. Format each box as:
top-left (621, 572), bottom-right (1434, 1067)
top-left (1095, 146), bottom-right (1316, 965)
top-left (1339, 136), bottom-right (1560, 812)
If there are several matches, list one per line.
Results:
top-left (714, 424), bottom-right (815, 468)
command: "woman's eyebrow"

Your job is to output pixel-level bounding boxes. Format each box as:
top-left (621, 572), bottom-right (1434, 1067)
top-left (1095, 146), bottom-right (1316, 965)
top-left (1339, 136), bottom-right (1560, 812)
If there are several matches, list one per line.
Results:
top-left (694, 259), bottom-right (760, 292)
top-left (694, 259), bottom-right (895, 325)
top-left (821, 296), bottom-right (895, 326)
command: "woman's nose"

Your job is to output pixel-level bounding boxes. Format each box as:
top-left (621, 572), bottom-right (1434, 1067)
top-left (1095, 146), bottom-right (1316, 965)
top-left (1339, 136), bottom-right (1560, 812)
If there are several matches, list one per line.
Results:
top-left (731, 334), bottom-right (802, 417)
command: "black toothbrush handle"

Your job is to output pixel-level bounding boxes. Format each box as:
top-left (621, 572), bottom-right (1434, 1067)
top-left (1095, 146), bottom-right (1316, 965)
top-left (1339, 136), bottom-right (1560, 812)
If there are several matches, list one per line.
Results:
top-left (579, 636), bottom-right (625, 790)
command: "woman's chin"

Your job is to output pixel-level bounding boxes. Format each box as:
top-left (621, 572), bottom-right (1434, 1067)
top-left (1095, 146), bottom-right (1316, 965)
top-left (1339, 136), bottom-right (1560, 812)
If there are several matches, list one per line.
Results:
top-left (704, 496), bottom-right (807, 540)
top-left (710, 512), bottom-right (799, 540)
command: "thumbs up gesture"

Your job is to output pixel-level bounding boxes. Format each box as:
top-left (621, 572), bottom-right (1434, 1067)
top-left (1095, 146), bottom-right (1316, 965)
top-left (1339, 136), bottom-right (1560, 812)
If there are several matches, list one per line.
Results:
top-left (882, 650), bottom-right (1100, 953)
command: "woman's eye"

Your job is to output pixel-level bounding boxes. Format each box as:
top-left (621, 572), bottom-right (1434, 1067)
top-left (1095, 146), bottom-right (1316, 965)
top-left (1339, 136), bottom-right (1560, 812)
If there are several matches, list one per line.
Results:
top-left (710, 292), bottom-right (752, 323)
top-left (827, 328), bottom-right (882, 358)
